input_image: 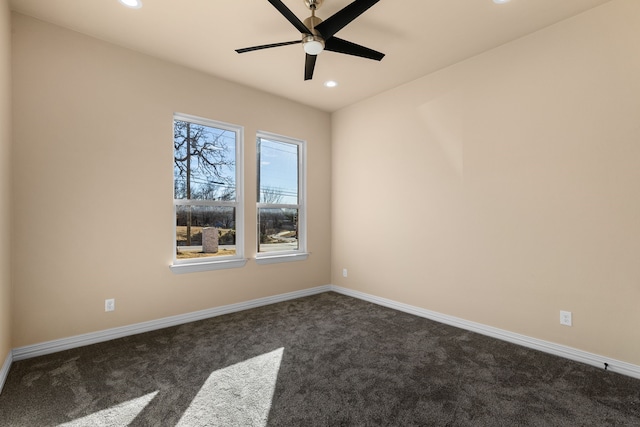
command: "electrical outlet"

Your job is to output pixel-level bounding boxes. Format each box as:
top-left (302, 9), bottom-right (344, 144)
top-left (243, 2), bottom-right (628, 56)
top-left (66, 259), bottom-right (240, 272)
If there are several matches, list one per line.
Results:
top-left (105, 298), bottom-right (115, 312)
top-left (342, 268), bottom-right (348, 278)
top-left (560, 310), bottom-right (572, 326)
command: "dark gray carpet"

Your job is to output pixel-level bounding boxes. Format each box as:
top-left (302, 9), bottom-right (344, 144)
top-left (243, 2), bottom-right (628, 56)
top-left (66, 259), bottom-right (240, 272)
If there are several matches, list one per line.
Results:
top-left (0, 292), bottom-right (639, 426)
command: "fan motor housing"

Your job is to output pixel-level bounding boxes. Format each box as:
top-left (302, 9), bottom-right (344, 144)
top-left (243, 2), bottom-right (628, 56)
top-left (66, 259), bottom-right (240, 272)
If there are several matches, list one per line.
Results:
top-left (303, 16), bottom-right (323, 35)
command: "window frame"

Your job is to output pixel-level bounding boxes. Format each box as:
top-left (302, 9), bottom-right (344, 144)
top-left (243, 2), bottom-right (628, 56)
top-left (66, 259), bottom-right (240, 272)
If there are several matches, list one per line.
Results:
top-left (256, 131), bottom-right (308, 264)
top-left (170, 113), bottom-right (246, 274)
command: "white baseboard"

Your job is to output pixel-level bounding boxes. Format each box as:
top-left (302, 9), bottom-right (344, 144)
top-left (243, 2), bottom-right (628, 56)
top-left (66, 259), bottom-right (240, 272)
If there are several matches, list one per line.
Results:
top-left (12, 285), bottom-right (331, 361)
top-left (0, 350), bottom-right (12, 395)
top-left (330, 285), bottom-right (640, 380)
top-left (8, 283), bottom-right (640, 382)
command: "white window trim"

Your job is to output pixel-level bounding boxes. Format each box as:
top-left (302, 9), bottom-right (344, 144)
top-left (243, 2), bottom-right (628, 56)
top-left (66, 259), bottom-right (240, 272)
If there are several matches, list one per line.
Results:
top-left (254, 252), bottom-right (309, 265)
top-left (170, 113), bottom-right (246, 274)
top-left (170, 258), bottom-right (248, 274)
top-left (256, 131), bottom-right (308, 264)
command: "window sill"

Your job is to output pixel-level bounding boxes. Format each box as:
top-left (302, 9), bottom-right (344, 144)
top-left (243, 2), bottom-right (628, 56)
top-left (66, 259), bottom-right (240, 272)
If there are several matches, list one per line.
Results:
top-left (255, 252), bottom-right (309, 265)
top-left (170, 258), bottom-right (248, 274)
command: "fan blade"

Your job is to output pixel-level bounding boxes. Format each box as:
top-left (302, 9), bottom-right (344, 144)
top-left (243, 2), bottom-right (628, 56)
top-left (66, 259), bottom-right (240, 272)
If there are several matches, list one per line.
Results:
top-left (268, 0), bottom-right (311, 34)
top-left (304, 53), bottom-right (317, 81)
top-left (315, 0), bottom-right (380, 39)
top-left (324, 37), bottom-right (384, 61)
top-left (236, 40), bottom-right (301, 54)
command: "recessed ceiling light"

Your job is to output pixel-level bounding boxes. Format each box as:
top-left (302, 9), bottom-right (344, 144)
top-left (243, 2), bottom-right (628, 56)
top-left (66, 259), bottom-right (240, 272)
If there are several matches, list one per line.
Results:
top-left (324, 80), bottom-right (338, 88)
top-left (493, 0), bottom-right (511, 3)
top-left (119, 0), bottom-right (142, 9)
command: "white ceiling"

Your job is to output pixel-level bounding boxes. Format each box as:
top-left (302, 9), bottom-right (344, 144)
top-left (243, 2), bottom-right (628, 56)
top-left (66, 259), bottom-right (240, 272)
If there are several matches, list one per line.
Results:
top-left (10, 0), bottom-right (612, 112)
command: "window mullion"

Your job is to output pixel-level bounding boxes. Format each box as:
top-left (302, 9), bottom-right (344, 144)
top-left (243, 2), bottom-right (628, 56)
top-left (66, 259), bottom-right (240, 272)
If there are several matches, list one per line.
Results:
top-left (257, 203), bottom-right (301, 210)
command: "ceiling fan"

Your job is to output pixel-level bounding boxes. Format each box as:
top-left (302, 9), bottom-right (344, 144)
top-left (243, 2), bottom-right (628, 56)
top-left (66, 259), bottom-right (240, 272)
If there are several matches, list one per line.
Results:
top-left (235, 0), bottom-right (385, 81)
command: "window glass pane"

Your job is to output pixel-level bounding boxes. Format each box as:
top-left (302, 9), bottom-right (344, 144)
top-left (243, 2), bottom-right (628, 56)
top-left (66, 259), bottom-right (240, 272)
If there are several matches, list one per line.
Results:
top-left (176, 205), bottom-right (236, 259)
top-left (174, 120), bottom-right (236, 201)
top-left (258, 139), bottom-right (298, 205)
top-left (258, 208), bottom-right (299, 253)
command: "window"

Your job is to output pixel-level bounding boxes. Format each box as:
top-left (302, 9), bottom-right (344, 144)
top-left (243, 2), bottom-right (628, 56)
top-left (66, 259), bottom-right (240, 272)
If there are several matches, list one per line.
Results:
top-left (256, 132), bottom-right (307, 264)
top-left (171, 113), bottom-right (245, 273)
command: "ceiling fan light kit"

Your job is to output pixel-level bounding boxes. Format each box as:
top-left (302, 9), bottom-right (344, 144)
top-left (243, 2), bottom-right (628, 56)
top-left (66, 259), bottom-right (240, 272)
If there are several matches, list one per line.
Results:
top-left (303, 35), bottom-right (325, 55)
top-left (235, 0), bottom-right (385, 81)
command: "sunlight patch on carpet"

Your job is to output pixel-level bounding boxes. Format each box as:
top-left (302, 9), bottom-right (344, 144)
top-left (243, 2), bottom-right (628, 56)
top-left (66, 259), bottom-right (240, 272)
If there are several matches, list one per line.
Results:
top-left (58, 391), bottom-right (158, 426)
top-left (176, 347), bottom-right (284, 426)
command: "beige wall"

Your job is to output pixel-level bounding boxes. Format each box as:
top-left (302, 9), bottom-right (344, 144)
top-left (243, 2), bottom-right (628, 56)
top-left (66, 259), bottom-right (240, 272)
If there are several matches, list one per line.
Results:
top-left (10, 14), bottom-right (331, 347)
top-left (8, 0), bottom-right (640, 369)
top-left (332, 0), bottom-right (640, 365)
top-left (0, 0), bottom-right (11, 363)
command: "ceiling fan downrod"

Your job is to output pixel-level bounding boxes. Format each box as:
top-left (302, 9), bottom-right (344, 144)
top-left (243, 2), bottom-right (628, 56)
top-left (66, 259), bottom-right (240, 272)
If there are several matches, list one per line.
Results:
top-left (302, 0), bottom-right (325, 54)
